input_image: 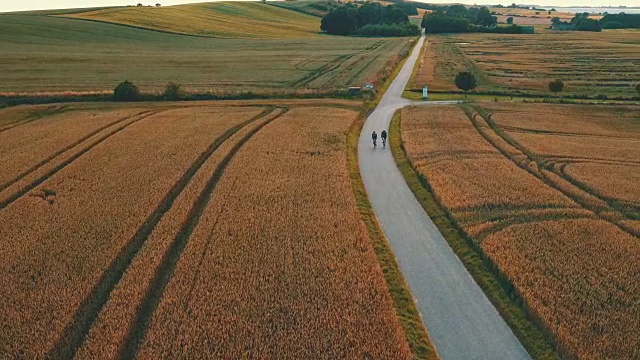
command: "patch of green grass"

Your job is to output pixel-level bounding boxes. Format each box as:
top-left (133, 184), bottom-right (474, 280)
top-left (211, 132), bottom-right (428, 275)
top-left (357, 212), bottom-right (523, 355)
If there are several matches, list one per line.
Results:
top-left (0, 14), bottom-right (407, 94)
top-left (389, 109), bottom-right (560, 360)
top-left (347, 112), bottom-right (438, 360)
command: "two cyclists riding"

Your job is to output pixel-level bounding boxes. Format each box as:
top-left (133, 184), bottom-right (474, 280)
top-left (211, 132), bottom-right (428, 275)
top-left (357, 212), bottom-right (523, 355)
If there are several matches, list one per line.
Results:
top-left (372, 129), bottom-right (387, 147)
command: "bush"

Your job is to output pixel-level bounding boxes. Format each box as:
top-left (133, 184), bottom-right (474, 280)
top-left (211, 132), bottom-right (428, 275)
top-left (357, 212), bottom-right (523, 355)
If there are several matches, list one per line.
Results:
top-left (355, 22), bottom-right (420, 37)
top-left (455, 71), bottom-right (477, 93)
top-left (548, 79), bottom-right (564, 93)
top-left (113, 81), bottom-right (140, 102)
top-left (162, 82), bottom-right (183, 101)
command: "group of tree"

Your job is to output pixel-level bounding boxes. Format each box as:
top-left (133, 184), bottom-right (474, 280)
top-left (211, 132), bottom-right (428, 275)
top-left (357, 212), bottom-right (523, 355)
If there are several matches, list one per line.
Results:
top-left (320, 2), bottom-right (420, 36)
top-left (552, 12), bottom-right (640, 32)
top-left (421, 5), bottom-right (533, 34)
top-left (113, 81), bottom-right (183, 101)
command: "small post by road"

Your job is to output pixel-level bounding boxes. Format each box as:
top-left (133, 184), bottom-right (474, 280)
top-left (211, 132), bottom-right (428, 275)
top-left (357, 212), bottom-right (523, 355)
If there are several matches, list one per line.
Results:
top-left (422, 86), bottom-right (428, 100)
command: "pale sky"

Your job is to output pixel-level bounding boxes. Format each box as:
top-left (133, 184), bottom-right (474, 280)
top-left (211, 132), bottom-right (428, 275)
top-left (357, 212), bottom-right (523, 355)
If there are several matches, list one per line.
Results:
top-left (0, 0), bottom-right (638, 13)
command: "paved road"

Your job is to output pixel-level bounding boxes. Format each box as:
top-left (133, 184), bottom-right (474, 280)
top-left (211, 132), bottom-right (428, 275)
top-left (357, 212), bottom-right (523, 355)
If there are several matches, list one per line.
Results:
top-left (359, 32), bottom-right (531, 360)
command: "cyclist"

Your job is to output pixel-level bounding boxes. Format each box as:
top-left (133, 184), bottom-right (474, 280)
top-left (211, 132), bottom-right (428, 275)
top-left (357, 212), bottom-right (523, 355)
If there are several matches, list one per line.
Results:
top-left (372, 131), bottom-right (378, 147)
top-left (381, 129), bottom-right (387, 147)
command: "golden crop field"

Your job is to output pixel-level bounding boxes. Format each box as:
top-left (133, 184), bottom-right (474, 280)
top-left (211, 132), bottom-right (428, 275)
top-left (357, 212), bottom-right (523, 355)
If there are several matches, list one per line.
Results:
top-left (0, 100), bottom-right (414, 358)
top-left (66, 2), bottom-right (321, 39)
top-left (412, 30), bottom-right (640, 97)
top-left (400, 103), bottom-right (640, 359)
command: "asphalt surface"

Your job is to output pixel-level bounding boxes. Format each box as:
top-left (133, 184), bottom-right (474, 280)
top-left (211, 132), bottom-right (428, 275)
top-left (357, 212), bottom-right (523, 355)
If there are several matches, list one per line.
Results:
top-left (359, 32), bottom-right (531, 360)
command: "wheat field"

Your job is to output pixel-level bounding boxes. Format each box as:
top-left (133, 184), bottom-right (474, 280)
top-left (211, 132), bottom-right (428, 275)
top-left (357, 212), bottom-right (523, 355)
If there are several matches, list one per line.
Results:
top-left (400, 103), bottom-right (640, 359)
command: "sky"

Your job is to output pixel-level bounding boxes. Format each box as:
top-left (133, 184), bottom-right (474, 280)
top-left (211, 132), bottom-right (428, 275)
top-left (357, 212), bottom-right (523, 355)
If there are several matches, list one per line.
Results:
top-left (0, 0), bottom-right (638, 13)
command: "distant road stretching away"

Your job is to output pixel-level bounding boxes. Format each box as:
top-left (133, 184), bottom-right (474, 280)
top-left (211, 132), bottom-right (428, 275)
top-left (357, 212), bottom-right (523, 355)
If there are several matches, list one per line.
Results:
top-left (359, 31), bottom-right (531, 360)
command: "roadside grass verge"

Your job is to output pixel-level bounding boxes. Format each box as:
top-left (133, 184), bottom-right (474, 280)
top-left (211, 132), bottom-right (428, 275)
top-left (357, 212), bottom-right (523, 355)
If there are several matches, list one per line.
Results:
top-left (389, 109), bottom-right (560, 360)
top-left (347, 113), bottom-right (438, 360)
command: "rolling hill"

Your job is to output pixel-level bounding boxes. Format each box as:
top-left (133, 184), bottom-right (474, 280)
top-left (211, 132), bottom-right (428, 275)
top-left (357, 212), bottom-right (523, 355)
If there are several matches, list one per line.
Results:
top-left (63, 2), bottom-right (321, 38)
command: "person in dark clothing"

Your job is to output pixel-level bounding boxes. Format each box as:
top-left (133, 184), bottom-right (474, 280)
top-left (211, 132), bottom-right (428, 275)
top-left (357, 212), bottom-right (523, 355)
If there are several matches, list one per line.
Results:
top-left (381, 129), bottom-right (387, 147)
top-left (372, 131), bottom-right (378, 147)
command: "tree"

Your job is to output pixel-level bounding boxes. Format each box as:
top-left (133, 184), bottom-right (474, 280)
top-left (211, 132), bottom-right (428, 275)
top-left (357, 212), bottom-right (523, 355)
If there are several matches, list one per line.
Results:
top-left (320, 7), bottom-right (358, 35)
top-left (455, 71), bottom-right (477, 97)
top-left (162, 82), bottom-right (183, 101)
top-left (551, 17), bottom-right (561, 24)
top-left (113, 81), bottom-right (140, 102)
top-left (392, 1), bottom-right (418, 16)
top-left (506, 17), bottom-right (514, 24)
top-left (475, 6), bottom-right (497, 27)
top-left (548, 79), bottom-right (564, 94)
top-left (384, 5), bottom-right (409, 24)
top-left (636, 83), bottom-right (640, 97)
top-left (446, 4), bottom-right (467, 18)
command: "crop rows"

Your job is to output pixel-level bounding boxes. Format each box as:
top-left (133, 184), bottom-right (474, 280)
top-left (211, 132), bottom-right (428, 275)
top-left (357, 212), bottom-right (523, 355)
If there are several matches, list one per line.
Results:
top-left (133, 107), bottom-right (412, 358)
top-left (400, 103), bottom-right (639, 359)
top-left (1, 102), bottom-right (413, 359)
top-left (0, 105), bottom-right (266, 357)
top-left (411, 31), bottom-right (640, 97)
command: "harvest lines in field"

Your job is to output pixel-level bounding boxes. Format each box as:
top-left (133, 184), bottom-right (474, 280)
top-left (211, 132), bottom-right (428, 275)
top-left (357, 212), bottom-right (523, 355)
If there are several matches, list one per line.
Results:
top-left (47, 107), bottom-right (283, 359)
top-left (463, 106), bottom-right (638, 238)
top-left (118, 108), bottom-right (287, 358)
top-left (0, 110), bottom-right (148, 194)
top-left (480, 108), bottom-right (640, 222)
top-left (0, 110), bottom-right (159, 211)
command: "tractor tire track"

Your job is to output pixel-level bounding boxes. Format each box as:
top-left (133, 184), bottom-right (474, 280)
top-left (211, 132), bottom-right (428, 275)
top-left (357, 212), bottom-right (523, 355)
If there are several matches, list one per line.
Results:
top-left (116, 108), bottom-right (288, 359)
top-left (0, 110), bottom-right (160, 212)
top-left (482, 110), bottom-right (640, 224)
top-left (45, 107), bottom-right (278, 360)
top-left (0, 110), bottom-right (150, 194)
top-left (464, 107), bottom-right (637, 238)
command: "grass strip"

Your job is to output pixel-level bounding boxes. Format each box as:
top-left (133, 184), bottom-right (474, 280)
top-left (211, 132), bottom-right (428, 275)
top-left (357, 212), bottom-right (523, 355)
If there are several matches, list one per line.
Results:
top-left (346, 112), bottom-right (438, 360)
top-left (389, 109), bottom-right (561, 360)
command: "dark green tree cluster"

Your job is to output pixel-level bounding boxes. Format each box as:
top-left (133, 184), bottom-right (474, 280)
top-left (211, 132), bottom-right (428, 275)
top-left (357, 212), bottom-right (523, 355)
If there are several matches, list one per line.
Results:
top-left (553, 12), bottom-right (640, 31)
top-left (570, 13), bottom-right (601, 32)
top-left (600, 13), bottom-right (640, 29)
top-left (321, 3), bottom-right (419, 36)
top-left (421, 5), bottom-right (533, 34)
top-left (386, 0), bottom-right (418, 16)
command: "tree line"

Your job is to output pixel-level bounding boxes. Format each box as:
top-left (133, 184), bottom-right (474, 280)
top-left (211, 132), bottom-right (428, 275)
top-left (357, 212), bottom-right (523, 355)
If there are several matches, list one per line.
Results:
top-left (421, 5), bottom-right (533, 34)
top-left (320, 2), bottom-right (420, 37)
top-left (552, 13), bottom-right (640, 32)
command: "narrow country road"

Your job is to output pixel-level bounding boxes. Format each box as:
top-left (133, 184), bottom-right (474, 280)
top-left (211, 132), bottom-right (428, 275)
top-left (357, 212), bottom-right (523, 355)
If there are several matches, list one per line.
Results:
top-left (359, 32), bottom-right (531, 360)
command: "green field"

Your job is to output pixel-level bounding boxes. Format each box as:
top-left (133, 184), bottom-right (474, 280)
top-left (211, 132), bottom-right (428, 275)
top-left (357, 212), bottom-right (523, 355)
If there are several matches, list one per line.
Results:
top-left (0, 8), bottom-right (410, 94)
top-left (65, 2), bottom-right (321, 38)
top-left (269, 0), bottom-right (334, 17)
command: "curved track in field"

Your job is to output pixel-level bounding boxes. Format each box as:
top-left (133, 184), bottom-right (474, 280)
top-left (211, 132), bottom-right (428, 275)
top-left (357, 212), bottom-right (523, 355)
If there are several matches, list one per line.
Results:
top-left (358, 31), bottom-right (531, 360)
top-left (47, 107), bottom-right (286, 360)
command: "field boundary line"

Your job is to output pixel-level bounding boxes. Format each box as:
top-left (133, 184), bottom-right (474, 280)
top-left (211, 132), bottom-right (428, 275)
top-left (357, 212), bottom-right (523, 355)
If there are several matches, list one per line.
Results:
top-left (389, 109), bottom-right (560, 360)
top-left (0, 110), bottom-right (150, 194)
top-left (347, 112), bottom-right (438, 360)
top-left (468, 106), bottom-right (638, 237)
top-left (0, 110), bottom-right (161, 211)
top-left (116, 107), bottom-right (287, 359)
top-left (45, 107), bottom-right (278, 359)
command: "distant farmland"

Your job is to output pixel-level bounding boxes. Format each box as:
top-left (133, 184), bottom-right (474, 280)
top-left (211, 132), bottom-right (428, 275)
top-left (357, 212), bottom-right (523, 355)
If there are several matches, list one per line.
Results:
top-left (0, 100), bottom-right (416, 358)
top-left (398, 103), bottom-right (640, 359)
top-left (65, 2), bottom-right (321, 38)
top-left (0, 5), bottom-right (412, 94)
top-left (411, 30), bottom-right (640, 98)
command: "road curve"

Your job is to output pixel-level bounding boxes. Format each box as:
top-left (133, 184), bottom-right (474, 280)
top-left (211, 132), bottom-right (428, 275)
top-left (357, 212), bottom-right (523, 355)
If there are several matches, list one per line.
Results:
top-left (358, 32), bottom-right (531, 360)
